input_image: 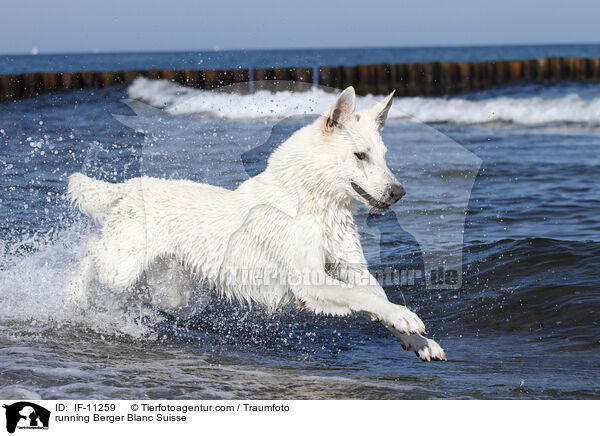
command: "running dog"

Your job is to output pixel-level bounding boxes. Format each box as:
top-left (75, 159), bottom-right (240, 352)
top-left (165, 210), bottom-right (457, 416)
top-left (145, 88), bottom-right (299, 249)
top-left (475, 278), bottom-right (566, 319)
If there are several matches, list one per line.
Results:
top-left (67, 87), bottom-right (446, 361)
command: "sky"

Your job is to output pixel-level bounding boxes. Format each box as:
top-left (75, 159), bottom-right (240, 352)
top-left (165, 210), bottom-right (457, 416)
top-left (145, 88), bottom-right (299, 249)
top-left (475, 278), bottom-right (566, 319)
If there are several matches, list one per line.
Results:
top-left (1, 0), bottom-right (599, 54)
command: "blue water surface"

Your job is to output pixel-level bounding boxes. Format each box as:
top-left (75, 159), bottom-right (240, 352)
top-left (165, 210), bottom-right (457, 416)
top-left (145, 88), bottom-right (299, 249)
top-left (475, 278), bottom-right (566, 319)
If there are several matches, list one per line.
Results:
top-left (0, 46), bottom-right (599, 400)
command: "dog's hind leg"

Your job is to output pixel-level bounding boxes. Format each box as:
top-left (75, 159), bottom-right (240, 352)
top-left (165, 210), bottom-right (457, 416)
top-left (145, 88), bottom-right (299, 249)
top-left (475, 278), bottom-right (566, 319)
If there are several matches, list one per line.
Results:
top-left (94, 189), bottom-right (156, 293)
top-left (145, 257), bottom-right (194, 309)
top-left (93, 229), bottom-right (149, 293)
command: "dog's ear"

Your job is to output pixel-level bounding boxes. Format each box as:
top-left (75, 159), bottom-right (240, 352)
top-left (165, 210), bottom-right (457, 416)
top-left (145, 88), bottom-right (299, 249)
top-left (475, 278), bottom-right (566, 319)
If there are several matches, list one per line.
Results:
top-left (325, 86), bottom-right (356, 132)
top-left (368, 90), bottom-right (395, 134)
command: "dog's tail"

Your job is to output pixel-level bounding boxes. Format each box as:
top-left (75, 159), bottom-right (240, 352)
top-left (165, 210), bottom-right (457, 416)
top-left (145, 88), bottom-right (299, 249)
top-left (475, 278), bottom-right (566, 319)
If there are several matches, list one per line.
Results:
top-left (67, 173), bottom-right (126, 220)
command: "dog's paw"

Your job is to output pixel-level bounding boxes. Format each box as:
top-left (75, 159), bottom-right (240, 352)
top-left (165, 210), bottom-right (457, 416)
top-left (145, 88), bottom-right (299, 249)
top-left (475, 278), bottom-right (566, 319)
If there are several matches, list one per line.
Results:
top-left (412, 337), bottom-right (446, 362)
top-left (384, 306), bottom-right (426, 335)
top-left (388, 329), bottom-right (447, 362)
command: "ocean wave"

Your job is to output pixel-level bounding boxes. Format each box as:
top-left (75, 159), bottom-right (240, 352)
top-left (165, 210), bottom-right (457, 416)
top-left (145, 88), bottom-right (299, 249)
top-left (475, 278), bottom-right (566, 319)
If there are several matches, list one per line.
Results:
top-left (128, 77), bottom-right (600, 125)
top-left (447, 238), bottom-right (600, 343)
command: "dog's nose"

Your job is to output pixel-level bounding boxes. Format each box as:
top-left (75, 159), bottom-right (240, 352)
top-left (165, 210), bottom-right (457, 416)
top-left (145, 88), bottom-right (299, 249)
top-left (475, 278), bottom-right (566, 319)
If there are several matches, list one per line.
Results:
top-left (387, 184), bottom-right (406, 203)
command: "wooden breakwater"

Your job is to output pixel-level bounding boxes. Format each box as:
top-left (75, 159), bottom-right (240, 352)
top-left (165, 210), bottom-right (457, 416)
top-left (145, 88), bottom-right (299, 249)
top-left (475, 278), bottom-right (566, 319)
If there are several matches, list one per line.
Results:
top-left (318, 57), bottom-right (600, 96)
top-left (0, 69), bottom-right (252, 102)
top-left (2, 57), bottom-right (600, 102)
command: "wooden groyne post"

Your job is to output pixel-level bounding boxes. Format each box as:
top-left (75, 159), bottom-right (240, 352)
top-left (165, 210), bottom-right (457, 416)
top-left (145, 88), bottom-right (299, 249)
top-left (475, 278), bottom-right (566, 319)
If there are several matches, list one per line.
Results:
top-left (2, 57), bottom-right (600, 102)
top-left (317, 57), bottom-right (600, 96)
top-left (253, 67), bottom-right (313, 92)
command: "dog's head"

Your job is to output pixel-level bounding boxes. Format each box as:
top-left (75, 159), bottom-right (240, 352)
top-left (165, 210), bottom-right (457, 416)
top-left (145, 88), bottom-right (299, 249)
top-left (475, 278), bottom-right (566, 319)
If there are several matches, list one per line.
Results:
top-left (322, 86), bottom-right (405, 213)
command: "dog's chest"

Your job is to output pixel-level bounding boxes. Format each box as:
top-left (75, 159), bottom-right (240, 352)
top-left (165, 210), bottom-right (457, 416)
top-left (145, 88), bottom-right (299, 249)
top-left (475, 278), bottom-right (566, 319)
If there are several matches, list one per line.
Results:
top-left (315, 208), bottom-right (356, 257)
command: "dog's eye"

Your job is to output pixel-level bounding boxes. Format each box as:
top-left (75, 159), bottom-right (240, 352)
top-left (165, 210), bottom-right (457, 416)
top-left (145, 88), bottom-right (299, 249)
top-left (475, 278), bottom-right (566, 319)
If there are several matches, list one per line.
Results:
top-left (354, 152), bottom-right (367, 161)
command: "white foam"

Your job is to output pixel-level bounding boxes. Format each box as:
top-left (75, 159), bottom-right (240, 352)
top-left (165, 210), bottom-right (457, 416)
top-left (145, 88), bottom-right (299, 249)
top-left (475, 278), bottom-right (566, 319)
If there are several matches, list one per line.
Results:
top-left (127, 77), bottom-right (334, 118)
top-left (392, 93), bottom-right (600, 125)
top-left (0, 223), bottom-right (162, 339)
top-left (128, 77), bottom-right (600, 125)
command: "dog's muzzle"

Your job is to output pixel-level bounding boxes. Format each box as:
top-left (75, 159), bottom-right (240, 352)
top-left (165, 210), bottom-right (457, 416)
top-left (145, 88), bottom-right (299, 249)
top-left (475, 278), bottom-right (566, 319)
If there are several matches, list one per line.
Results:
top-left (351, 182), bottom-right (404, 212)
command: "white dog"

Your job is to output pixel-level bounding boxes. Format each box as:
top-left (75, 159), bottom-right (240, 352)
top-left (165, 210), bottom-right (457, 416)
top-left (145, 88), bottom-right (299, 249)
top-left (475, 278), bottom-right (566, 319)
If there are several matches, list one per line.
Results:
top-left (67, 87), bottom-right (446, 361)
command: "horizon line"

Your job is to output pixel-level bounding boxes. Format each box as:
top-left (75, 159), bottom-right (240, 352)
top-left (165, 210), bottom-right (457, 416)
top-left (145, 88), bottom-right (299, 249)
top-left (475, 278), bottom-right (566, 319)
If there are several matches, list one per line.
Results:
top-left (1, 41), bottom-right (600, 57)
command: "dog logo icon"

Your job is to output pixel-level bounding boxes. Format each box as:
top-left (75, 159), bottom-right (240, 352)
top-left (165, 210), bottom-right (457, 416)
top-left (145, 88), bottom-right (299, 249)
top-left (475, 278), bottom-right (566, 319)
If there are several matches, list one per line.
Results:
top-left (2, 402), bottom-right (50, 433)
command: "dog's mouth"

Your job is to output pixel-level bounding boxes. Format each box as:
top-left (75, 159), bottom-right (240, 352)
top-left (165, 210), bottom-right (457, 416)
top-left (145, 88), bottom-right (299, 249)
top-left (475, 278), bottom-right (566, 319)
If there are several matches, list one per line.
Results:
top-left (351, 182), bottom-right (391, 213)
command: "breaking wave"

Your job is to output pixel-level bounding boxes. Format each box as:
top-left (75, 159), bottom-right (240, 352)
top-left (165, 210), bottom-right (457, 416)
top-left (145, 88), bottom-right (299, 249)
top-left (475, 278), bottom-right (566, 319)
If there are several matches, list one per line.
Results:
top-left (128, 77), bottom-right (600, 125)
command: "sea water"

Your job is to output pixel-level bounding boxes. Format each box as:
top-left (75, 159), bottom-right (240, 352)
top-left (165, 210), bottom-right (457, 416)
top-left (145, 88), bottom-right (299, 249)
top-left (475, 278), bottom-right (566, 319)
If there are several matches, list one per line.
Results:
top-left (0, 45), bottom-right (599, 399)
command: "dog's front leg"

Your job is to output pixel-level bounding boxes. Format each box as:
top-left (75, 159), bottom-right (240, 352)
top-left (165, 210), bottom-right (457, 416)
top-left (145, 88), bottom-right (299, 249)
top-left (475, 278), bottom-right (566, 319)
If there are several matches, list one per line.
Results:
top-left (340, 271), bottom-right (446, 360)
top-left (292, 274), bottom-right (425, 335)
top-left (347, 270), bottom-right (445, 359)
top-left (325, 250), bottom-right (444, 359)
